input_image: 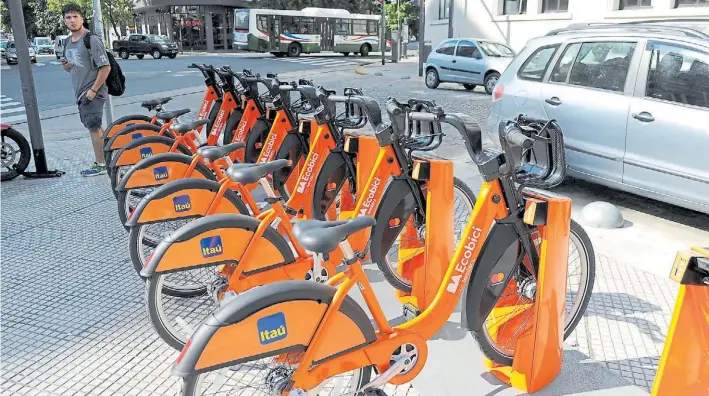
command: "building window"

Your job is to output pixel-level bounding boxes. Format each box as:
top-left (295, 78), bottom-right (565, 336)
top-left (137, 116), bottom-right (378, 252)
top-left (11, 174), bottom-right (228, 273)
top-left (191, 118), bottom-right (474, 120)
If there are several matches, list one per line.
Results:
top-left (439, 0), bottom-right (450, 19)
top-left (619, 0), bottom-right (652, 9)
top-left (503, 0), bottom-right (527, 14)
top-left (675, 0), bottom-right (708, 6)
top-left (646, 41), bottom-right (709, 109)
top-left (542, 0), bottom-right (568, 12)
top-left (518, 45), bottom-right (558, 81)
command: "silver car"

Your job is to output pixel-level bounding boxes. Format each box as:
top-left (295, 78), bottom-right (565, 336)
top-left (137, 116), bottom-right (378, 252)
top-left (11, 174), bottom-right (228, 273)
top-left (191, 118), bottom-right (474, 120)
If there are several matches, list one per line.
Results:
top-left (424, 38), bottom-right (515, 94)
top-left (4, 41), bottom-right (37, 64)
top-left (487, 23), bottom-right (709, 214)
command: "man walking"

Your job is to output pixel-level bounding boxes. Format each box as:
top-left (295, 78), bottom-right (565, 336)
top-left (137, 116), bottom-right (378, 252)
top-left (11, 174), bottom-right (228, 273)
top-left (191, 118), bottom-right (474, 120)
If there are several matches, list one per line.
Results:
top-left (61, 3), bottom-right (111, 176)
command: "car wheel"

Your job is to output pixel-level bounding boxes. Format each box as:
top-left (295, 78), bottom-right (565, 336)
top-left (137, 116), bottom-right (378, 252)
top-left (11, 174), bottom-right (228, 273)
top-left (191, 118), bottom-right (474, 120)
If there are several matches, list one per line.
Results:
top-left (119, 49), bottom-right (129, 59)
top-left (136, 54), bottom-right (144, 59)
top-left (152, 49), bottom-right (162, 59)
top-left (425, 68), bottom-right (440, 89)
top-left (31, 58), bottom-right (36, 63)
top-left (56, 54), bottom-right (60, 60)
top-left (342, 52), bottom-right (350, 57)
top-left (484, 72), bottom-right (501, 95)
top-left (463, 84), bottom-right (476, 91)
top-left (168, 54), bottom-right (177, 59)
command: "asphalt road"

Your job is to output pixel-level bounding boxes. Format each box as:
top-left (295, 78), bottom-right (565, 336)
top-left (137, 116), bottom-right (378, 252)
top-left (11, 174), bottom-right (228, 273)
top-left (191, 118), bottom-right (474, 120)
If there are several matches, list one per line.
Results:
top-left (0, 52), bottom-right (378, 117)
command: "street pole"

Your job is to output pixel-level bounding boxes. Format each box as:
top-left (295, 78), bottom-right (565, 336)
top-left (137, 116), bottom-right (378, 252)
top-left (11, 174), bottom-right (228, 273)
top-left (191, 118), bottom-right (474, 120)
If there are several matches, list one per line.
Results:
top-left (418, 0), bottom-right (425, 76)
top-left (91, 0), bottom-right (114, 124)
top-left (380, 0), bottom-right (386, 66)
top-left (447, 0), bottom-right (454, 38)
top-left (7, 0), bottom-right (53, 176)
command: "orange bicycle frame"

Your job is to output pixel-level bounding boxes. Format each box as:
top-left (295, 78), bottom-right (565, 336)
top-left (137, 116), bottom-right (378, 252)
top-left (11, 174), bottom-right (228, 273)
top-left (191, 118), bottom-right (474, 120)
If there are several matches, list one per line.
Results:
top-left (196, 85), bottom-right (220, 135)
top-left (228, 98), bottom-right (262, 162)
top-left (205, 90), bottom-right (239, 146)
top-left (256, 109), bottom-right (294, 164)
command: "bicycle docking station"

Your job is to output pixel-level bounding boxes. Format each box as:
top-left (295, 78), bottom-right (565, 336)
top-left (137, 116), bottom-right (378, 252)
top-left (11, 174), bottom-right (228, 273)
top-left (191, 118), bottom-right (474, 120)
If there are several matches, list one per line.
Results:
top-left (650, 246), bottom-right (709, 396)
top-left (393, 155), bottom-right (455, 315)
top-left (337, 133), bottom-right (381, 257)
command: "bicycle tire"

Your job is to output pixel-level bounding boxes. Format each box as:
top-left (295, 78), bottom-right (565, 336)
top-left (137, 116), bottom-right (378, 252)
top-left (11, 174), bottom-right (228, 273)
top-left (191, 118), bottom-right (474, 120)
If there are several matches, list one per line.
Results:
top-left (220, 108), bottom-right (244, 145)
top-left (244, 119), bottom-right (270, 163)
top-left (311, 152), bottom-right (353, 221)
top-left (272, 133), bottom-right (307, 200)
top-left (370, 177), bottom-right (477, 293)
top-left (145, 215), bottom-right (295, 351)
top-left (469, 219), bottom-right (595, 366)
top-left (116, 158), bottom-right (215, 229)
top-left (1, 127), bottom-right (31, 181)
top-left (180, 365), bottom-right (372, 396)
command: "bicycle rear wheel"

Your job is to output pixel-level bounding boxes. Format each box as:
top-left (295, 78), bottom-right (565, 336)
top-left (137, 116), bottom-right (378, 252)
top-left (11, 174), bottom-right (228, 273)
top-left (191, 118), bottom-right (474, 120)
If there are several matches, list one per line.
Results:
top-left (469, 219), bottom-right (595, 366)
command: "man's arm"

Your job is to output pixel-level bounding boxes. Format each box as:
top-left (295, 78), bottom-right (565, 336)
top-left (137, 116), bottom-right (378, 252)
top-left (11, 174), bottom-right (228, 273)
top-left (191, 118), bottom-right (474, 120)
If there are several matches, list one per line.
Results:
top-left (89, 65), bottom-right (111, 95)
top-left (87, 35), bottom-right (112, 99)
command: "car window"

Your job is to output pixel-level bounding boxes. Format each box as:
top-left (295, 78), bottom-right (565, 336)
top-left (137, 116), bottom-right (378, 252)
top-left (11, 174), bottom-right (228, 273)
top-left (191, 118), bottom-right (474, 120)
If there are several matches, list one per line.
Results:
top-left (566, 42), bottom-right (636, 92)
top-left (436, 40), bottom-right (457, 55)
top-left (550, 43), bottom-right (581, 83)
top-left (479, 41), bottom-right (515, 57)
top-left (129, 35), bottom-right (139, 42)
top-left (646, 41), bottom-right (709, 109)
top-left (518, 45), bottom-right (558, 81)
top-left (456, 40), bottom-right (481, 58)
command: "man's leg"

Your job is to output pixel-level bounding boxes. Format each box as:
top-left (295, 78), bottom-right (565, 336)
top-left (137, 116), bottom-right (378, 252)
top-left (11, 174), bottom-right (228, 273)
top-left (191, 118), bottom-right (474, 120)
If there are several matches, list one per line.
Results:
top-left (79, 97), bottom-right (108, 176)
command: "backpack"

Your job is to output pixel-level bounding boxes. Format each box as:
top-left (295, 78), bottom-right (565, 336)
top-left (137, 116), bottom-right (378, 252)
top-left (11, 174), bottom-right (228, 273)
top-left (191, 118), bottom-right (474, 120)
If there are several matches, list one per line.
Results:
top-left (84, 33), bottom-right (125, 97)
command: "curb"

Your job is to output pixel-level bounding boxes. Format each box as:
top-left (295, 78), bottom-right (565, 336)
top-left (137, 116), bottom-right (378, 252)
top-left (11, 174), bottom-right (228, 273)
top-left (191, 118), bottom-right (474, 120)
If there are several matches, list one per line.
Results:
top-left (355, 65), bottom-right (368, 75)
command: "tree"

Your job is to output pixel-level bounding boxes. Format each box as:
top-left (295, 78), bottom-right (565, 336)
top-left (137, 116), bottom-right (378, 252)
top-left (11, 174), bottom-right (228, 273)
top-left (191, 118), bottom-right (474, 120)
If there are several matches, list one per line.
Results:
top-left (102, 0), bottom-right (133, 38)
top-left (384, 1), bottom-right (418, 31)
top-left (1, 0), bottom-right (38, 37)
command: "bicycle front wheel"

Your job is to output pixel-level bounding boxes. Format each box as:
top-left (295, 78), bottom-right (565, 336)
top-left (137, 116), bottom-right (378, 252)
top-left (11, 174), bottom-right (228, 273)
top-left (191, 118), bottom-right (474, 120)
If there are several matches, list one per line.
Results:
top-left (469, 219), bottom-right (595, 366)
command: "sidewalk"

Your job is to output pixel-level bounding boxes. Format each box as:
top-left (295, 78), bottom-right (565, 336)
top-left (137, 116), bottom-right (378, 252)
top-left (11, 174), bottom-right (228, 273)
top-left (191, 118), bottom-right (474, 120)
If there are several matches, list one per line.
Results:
top-left (2, 62), bottom-right (708, 396)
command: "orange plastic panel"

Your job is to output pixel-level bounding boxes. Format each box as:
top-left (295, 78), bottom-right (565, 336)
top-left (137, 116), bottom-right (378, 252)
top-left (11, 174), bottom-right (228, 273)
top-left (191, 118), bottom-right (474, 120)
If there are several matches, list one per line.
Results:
top-left (134, 189), bottom-right (239, 224)
top-left (195, 300), bottom-right (328, 370)
top-left (257, 110), bottom-right (292, 163)
top-left (106, 120), bottom-right (152, 140)
top-left (114, 143), bottom-right (173, 167)
top-left (108, 129), bottom-right (161, 151)
top-left (123, 161), bottom-right (205, 189)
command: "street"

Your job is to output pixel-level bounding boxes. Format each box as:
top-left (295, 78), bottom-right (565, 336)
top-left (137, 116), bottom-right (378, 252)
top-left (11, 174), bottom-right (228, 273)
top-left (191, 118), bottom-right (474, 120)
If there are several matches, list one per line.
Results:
top-left (0, 52), bottom-right (379, 122)
top-left (1, 60), bottom-right (708, 396)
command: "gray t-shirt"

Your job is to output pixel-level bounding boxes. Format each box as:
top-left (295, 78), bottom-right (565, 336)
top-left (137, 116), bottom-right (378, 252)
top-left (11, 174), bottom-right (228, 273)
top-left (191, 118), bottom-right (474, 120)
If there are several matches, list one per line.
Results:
top-left (64, 31), bottom-right (110, 102)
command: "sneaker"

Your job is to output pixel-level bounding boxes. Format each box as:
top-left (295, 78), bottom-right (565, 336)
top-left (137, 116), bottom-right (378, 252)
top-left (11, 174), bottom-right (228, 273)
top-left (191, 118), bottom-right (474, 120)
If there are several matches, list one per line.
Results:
top-left (80, 162), bottom-right (107, 177)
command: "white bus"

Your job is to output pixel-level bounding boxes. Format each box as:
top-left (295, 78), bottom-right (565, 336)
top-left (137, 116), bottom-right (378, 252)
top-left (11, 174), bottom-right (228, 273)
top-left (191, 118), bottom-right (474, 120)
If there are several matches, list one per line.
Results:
top-left (233, 7), bottom-right (380, 57)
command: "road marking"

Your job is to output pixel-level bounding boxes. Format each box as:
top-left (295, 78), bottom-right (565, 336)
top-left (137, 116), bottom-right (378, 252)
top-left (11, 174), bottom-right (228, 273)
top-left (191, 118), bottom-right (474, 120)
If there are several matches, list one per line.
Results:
top-left (273, 57), bottom-right (357, 68)
top-left (50, 61), bottom-right (62, 65)
top-left (1, 107), bottom-right (26, 115)
top-left (0, 102), bottom-right (22, 108)
top-left (35, 62), bottom-right (45, 66)
top-left (1, 97), bottom-right (13, 102)
top-left (1, 65), bottom-right (9, 70)
top-left (0, 114), bottom-right (27, 123)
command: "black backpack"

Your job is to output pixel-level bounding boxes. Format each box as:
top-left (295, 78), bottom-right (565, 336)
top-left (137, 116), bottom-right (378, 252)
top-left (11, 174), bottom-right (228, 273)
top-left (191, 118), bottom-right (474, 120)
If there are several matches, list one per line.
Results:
top-left (84, 33), bottom-right (125, 96)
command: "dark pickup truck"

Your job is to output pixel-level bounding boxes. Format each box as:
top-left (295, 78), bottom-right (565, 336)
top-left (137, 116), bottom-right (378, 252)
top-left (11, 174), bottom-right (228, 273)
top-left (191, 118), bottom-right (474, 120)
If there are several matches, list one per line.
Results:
top-left (112, 34), bottom-right (178, 60)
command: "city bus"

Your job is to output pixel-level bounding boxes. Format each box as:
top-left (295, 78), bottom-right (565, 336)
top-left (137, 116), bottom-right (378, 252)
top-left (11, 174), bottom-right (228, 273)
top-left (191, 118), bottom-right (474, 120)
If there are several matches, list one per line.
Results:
top-left (233, 7), bottom-right (381, 57)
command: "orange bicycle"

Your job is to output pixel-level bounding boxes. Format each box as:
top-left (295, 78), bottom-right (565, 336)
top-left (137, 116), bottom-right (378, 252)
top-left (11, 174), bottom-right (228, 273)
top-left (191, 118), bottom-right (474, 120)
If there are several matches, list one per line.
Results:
top-left (171, 109), bottom-right (595, 396)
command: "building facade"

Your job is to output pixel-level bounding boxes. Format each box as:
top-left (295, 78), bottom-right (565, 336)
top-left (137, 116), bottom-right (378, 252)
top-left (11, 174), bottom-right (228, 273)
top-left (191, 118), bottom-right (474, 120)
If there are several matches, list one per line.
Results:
top-left (133, 0), bottom-right (254, 51)
top-left (425, 0), bottom-right (709, 51)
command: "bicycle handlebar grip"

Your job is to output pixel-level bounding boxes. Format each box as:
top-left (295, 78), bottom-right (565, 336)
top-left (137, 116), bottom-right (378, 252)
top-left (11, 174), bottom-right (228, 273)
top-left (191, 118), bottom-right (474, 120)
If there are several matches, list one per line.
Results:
top-left (518, 115), bottom-right (548, 125)
top-left (188, 63), bottom-right (198, 69)
top-left (328, 95), bottom-right (349, 103)
top-left (505, 128), bottom-right (534, 149)
top-left (442, 113), bottom-right (484, 162)
top-left (279, 85), bottom-right (295, 92)
top-left (409, 112), bottom-right (437, 122)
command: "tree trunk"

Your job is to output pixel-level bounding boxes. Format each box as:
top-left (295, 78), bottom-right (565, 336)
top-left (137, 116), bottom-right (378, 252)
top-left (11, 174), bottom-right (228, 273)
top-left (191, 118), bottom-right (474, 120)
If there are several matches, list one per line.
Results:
top-left (105, 3), bottom-right (121, 38)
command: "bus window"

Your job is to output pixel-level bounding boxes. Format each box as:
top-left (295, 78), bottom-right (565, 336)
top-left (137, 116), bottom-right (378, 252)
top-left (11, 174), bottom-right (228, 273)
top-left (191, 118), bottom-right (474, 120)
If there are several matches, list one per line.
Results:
top-left (295, 17), bottom-right (317, 34)
top-left (336, 19), bottom-right (350, 35)
top-left (352, 20), bottom-right (367, 35)
top-left (257, 15), bottom-right (268, 32)
top-left (234, 9), bottom-right (249, 31)
top-left (367, 20), bottom-right (379, 36)
top-left (282, 16), bottom-right (294, 33)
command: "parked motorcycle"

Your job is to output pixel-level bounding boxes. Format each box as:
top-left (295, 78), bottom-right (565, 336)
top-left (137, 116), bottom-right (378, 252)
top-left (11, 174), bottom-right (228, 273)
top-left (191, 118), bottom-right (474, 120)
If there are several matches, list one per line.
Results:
top-left (1, 124), bottom-right (31, 181)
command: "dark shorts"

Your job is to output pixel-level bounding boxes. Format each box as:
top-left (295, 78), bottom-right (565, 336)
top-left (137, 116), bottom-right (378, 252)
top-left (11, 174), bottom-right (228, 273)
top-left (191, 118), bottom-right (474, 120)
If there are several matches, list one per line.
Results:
top-left (77, 96), bottom-right (106, 131)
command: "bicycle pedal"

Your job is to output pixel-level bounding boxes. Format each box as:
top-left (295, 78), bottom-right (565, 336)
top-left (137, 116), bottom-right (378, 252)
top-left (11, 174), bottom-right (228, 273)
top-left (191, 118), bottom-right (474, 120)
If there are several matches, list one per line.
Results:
top-left (403, 303), bottom-right (420, 321)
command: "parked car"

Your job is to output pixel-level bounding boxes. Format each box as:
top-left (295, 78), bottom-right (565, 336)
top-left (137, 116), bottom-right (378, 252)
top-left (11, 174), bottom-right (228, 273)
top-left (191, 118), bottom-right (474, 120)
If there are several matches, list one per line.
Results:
top-left (487, 23), bottom-right (709, 214)
top-left (54, 35), bottom-right (68, 59)
top-left (424, 38), bottom-right (515, 94)
top-left (0, 40), bottom-right (7, 56)
top-left (4, 41), bottom-right (36, 64)
top-left (33, 36), bottom-right (54, 54)
top-left (112, 34), bottom-right (178, 59)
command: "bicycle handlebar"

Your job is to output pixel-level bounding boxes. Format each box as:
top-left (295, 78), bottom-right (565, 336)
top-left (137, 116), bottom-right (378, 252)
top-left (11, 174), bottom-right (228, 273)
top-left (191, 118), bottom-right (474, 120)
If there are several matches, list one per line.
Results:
top-left (504, 129), bottom-right (534, 149)
top-left (407, 111), bottom-right (483, 163)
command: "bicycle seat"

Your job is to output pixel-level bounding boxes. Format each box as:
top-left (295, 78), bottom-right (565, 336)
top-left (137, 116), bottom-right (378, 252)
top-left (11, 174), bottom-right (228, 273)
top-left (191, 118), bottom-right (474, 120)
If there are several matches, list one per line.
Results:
top-left (141, 97), bottom-right (172, 110)
top-left (156, 108), bottom-right (191, 121)
top-left (292, 217), bottom-right (376, 254)
top-left (196, 142), bottom-right (246, 161)
top-left (170, 119), bottom-right (209, 134)
top-left (226, 159), bottom-right (289, 184)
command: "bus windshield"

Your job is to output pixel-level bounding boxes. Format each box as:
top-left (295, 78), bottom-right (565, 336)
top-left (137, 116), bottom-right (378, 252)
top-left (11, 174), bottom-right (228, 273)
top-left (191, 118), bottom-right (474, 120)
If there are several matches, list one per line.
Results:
top-left (235, 9), bottom-right (250, 31)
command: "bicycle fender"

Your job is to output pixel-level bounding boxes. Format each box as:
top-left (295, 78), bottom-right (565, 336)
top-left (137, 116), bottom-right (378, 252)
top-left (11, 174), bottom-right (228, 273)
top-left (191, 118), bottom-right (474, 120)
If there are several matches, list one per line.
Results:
top-left (141, 213), bottom-right (294, 277)
top-left (102, 114), bottom-right (153, 140)
top-left (109, 135), bottom-right (177, 169)
top-left (461, 221), bottom-right (520, 330)
top-left (104, 123), bottom-right (163, 152)
top-left (172, 280), bottom-right (376, 377)
top-left (115, 153), bottom-right (214, 192)
top-left (125, 178), bottom-right (249, 227)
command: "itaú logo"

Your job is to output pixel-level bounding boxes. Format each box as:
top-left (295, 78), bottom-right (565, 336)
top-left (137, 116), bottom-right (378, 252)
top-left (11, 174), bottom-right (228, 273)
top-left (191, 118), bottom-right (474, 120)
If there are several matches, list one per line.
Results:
top-left (259, 133), bottom-right (278, 163)
top-left (359, 177), bottom-right (382, 216)
top-left (296, 152), bottom-right (320, 193)
top-left (446, 227), bottom-right (482, 294)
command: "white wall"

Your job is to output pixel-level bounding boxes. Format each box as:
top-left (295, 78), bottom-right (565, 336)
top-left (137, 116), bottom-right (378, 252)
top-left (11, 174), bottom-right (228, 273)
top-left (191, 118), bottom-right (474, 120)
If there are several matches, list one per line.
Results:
top-left (425, 0), bottom-right (709, 51)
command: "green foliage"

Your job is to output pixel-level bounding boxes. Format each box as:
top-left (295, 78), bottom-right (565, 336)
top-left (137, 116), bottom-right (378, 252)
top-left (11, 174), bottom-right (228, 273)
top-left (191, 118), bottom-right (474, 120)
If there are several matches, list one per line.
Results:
top-left (384, 1), bottom-right (418, 31)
